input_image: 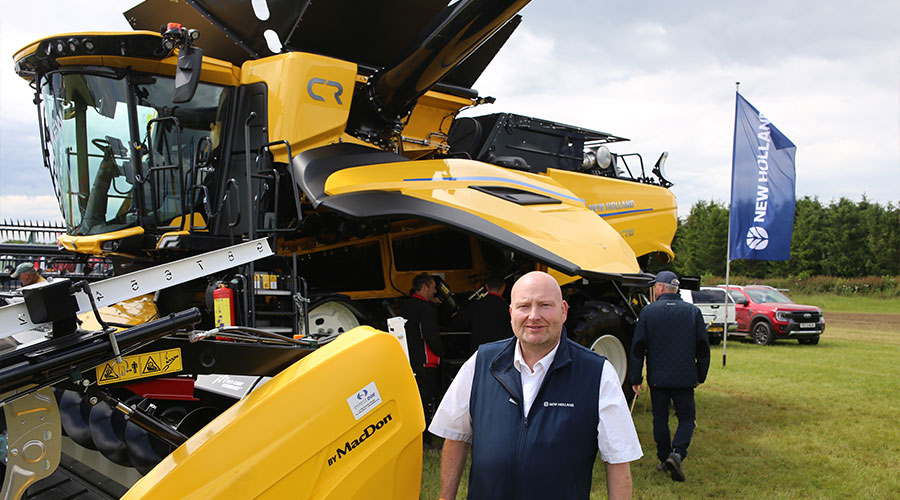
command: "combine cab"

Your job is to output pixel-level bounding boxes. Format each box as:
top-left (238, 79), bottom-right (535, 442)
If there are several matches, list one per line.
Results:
top-left (4, 0), bottom-right (678, 496)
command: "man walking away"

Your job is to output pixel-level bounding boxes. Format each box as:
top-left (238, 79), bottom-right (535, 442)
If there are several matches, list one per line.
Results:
top-left (630, 271), bottom-right (710, 482)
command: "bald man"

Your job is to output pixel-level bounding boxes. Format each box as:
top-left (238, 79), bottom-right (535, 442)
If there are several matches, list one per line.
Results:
top-left (429, 271), bottom-right (642, 500)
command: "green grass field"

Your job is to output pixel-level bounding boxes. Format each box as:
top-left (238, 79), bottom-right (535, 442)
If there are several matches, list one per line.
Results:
top-left (420, 296), bottom-right (900, 499)
top-left (790, 294), bottom-right (900, 314)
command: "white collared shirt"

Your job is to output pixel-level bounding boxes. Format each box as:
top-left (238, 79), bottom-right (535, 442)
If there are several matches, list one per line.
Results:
top-left (513, 338), bottom-right (559, 417)
top-left (429, 339), bottom-right (643, 464)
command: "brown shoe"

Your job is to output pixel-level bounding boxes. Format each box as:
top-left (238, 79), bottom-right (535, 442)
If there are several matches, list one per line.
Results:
top-left (655, 462), bottom-right (667, 472)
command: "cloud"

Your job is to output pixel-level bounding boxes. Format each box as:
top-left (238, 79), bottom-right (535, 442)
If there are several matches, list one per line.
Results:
top-left (464, 2), bottom-right (900, 216)
top-left (0, 195), bottom-right (63, 222)
top-left (0, 0), bottom-right (897, 223)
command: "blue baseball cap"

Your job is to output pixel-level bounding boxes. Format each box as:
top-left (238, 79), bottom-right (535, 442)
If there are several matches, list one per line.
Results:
top-left (651, 270), bottom-right (680, 286)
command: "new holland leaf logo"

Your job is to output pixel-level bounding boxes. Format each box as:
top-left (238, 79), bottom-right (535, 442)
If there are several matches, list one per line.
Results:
top-left (746, 226), bottom-right (769, 251)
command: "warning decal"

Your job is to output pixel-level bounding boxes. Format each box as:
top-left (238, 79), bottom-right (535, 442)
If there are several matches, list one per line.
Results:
top-left (96, 348), bottom-right (183, 385)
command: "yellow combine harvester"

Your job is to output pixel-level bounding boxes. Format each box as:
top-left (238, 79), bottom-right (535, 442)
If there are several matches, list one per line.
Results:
top-left (3, 0), bottom-right (678, 497)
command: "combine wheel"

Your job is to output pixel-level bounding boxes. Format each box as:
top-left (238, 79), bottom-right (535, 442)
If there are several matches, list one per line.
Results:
top-left (589, 335), bottom-right (628, 387)
top-left (306, 300), bottom-right (361, 336)
top-left (567, 301), bottom-right (634, 400)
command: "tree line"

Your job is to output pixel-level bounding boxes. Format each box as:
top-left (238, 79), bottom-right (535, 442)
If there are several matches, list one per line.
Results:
top-left (666, 197), bottom-right (900, 278)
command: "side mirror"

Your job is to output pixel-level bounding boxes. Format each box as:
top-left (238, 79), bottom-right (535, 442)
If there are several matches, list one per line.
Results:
top-left (734, 296), bottom-right (748, 305)
top-left (174, 45), bottom-right (203, 103)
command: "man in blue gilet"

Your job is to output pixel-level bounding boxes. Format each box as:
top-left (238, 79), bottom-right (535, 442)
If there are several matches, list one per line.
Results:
top-left (630, 270), bottom-right (710, 482)
top-left (429, 271), bottom-right (641, 500)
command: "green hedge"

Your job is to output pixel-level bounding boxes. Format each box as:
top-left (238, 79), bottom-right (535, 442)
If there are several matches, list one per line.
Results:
top-left (699, 275), bottom-right (900, 298)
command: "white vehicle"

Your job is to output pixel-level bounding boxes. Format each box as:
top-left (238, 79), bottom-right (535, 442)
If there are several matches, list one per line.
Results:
top-left (679, 287), bottom-right (737, 345)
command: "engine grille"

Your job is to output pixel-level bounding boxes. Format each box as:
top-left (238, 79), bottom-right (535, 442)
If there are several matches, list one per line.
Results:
top-left (787, 311), bottom-right (821, 322)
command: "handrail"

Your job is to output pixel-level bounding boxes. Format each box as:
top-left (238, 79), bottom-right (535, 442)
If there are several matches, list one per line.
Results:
top-left (254, 139), bottom-right (302, 235)
top-left (145, 116), bottom-right (185, 231)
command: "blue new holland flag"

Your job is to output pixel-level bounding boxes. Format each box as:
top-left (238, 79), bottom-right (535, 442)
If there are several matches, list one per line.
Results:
top-left (729, 93), bottom-right (796, 261)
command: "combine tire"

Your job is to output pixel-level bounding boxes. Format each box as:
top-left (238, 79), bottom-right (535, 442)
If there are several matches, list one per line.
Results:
top-left (306, 299), bottom-right (361, 336)
top-left (567, 301), bottom-right (634, 400)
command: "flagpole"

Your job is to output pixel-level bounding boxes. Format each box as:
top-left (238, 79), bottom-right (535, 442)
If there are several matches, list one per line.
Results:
top-left (724, 82), bottom-right (740, 368)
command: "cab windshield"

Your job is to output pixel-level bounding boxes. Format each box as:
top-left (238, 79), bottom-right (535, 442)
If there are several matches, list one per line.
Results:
top-left (40, 70), bottom-right (227, 235)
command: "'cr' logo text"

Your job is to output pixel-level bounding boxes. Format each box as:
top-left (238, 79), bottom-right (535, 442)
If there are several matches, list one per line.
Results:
top-left (307, 78), bottom-right (344, 105)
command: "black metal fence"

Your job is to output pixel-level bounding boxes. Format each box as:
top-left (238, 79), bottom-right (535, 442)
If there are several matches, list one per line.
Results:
top-left (0, 220), bottom-right (113, 293)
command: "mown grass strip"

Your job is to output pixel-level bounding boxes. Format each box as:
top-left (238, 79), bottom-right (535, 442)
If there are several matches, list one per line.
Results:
top-left (789, 294), bottom-right (900, 314)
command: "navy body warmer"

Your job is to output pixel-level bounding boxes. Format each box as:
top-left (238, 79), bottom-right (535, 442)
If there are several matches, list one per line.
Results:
top-left (467, 337), bottom-right (606, 500)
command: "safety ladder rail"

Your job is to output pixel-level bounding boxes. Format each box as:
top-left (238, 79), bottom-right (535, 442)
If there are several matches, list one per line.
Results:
top-left (252, 140), bottom-right (303, 235)
top-left (144, 115), bottom-right (187, 231)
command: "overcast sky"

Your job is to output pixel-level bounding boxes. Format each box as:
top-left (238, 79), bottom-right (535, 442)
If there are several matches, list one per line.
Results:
top-left (1, 0), bottom-right (898, 222)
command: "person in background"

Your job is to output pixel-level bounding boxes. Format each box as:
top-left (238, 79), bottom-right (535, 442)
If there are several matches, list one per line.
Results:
top-left (450, 274), bottom-right (513, 354)
top-left (630, 270), bottom-right (710, 482)
top-left (11, 262), bottom-right (46, 287)
top-left (430, 271), bottom-right (641, 500)
top-left (400, 272), bottom-right (445, 449)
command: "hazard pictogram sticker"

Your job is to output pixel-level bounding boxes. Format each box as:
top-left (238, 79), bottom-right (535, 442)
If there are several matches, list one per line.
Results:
top-left (95, 348), bottom-right (182, 385)
top-left (98, 363), bottom-right (119, 383)
top-left (143, 357), bottom-right (161, 373)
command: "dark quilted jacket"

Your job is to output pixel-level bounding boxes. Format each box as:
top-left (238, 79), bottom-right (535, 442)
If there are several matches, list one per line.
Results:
top-left (629, 293), bottom-right (710, 388)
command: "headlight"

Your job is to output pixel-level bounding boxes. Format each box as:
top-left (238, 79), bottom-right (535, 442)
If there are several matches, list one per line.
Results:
top-left (101, 239), bottom-right (121, 252)
top-left (774, 311), bottom-right (790, 322)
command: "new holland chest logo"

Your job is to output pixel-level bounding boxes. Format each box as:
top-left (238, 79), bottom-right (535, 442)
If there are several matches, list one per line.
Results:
top-left (327, 413), bottom-right (393, 467)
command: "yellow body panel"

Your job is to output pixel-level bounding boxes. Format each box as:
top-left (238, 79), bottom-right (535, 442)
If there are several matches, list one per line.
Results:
top-left (547, 169), bottom-right (677, 261)
top-left (241, 53), bottom-right (357, 163)
top-left (400, 91), bottom-right (473, 156)
top-left (78, 294), bottom-right (159, 331)
top-left (58, 226), bottom-right (144, 255)
top-left (123, 327), bottom-right (423, 500)
top-left (324, 159), bottom-right (640, 275)
top-left (166, 213), bottom-right (208, 231)
top-left (547, 268), bottom-right (582, 287)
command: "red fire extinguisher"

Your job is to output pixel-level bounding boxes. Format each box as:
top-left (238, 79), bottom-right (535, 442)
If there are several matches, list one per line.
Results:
top-left (213, 283), bottom-right (235, 330)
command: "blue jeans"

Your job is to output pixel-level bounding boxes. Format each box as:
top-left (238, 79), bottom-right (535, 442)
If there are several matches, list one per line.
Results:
top-left (649, 387), bottom-right (696, 463)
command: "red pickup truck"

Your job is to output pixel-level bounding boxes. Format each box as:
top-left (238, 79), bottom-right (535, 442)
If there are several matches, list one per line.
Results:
top-left (719, 285), bottom-right (825, 345)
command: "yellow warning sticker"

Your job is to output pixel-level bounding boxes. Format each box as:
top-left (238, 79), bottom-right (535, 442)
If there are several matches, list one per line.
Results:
top-left (96, 348), bottom-right (183, 385)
